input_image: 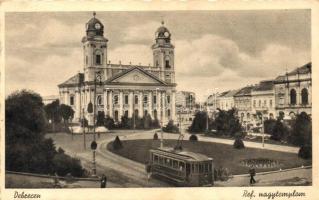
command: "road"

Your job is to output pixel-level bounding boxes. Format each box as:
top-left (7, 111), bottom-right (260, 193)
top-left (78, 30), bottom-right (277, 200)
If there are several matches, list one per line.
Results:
top-left (48, 130), bottom-right (311, 187)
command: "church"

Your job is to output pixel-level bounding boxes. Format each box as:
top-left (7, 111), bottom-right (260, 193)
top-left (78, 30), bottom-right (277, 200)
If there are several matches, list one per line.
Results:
top-left (58, 13), bottom-right (177, 125)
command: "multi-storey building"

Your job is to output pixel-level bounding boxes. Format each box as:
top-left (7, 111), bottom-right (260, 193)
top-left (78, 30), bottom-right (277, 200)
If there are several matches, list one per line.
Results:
top-left (274, 62), bottom-right (312, 119)
top-left (234, 85), bottom-right (255, 125)
top-left (58, 13), bottom-right (177, 124)
top-left (217, 89), bottom-right (240, 111)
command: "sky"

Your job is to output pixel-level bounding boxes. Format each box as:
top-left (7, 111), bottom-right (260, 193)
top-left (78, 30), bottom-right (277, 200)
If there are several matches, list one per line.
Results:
top-left (5, 10), bottom-right (311, 101)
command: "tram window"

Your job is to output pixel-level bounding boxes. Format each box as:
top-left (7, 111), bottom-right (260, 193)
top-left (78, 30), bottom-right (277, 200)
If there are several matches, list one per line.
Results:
top-left (199, 164), bottom-right (203, 173)
top-left (194, 164), bottom-right (198, 173)
top-left (209, 164), bottom-right (212, 172)
top-left (173, 160), bottom-right (178, 168)
top-left (179, 162), bottom-right (185, 171)
top-left (204, 163), bottom-right (208, 172)
top-left (191, 164), bottom-right (194, 172)
top-left (159, 157), bottom-right (163, 164)
top-left (154, 155), bottom-right (159, 163)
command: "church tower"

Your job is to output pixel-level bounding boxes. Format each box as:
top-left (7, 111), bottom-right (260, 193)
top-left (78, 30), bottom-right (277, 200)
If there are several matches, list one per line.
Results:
top-left (152, 21), bottom-right (175, 84)
top-left (82, 12), bottom-right (108, 82)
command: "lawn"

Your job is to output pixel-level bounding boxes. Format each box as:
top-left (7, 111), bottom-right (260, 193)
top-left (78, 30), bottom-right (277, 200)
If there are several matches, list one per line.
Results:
top-left (107, 139), bottom-right (311, 175)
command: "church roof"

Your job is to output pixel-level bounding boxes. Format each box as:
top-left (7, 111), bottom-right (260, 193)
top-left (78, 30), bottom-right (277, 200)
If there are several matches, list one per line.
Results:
top-left (287, 62), bottom-right (311, 75)
top-left (58, 73), bottom-right (84, 88)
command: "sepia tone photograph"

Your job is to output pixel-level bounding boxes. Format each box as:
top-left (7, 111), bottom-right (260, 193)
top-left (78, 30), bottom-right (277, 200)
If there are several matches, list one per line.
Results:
top-left (1, 2), bottom-right (317, 199)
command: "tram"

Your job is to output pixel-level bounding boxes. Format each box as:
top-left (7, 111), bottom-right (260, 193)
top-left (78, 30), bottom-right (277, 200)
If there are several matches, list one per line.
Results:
top-left (149, 147), bottom-right (214, 186)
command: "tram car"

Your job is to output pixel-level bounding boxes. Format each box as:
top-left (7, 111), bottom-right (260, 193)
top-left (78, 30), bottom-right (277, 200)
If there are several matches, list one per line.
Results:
top-left (149, 147), bottom-right (214, 186)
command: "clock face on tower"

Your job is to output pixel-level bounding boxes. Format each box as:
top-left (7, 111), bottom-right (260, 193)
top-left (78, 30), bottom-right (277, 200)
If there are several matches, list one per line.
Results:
top-left (164, 31), bottom-right (170, 37)
top-left (95, 23), bottom-right (101, 29)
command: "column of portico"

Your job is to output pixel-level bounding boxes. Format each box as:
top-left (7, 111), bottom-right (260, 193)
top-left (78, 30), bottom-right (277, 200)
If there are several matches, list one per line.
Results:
top-left (162, 91), bottom-right (166, 123)
top-left (64, 91), bottom-right (68, 105)
top-left (108, 90), bottom-right (113, 118)
top-left (171, 91), bottom-right (176, 122)
top-left (148, 91), bottom-right (153, 118)
top-left (103, 89), bottom-right (108, 116)
top-left (75, 90), bottom-right (81, 120)
top-left (129, 91), bottom-right (133, 118)
top-left (139, 91), bottom-right (143, 118)
top-left (119, 90), bottom-right (123, 121)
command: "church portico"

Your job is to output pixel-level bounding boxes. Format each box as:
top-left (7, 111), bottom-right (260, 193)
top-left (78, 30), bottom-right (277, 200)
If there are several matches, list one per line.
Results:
top-left (58, 13), bottom-right (177, 126)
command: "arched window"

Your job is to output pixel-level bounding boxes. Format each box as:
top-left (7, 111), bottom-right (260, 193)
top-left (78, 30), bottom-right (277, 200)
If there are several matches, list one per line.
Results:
top-left (134, 109), bottom-right (139, 117)
top-left (154, 110), bottom-right (157, 119)
top-left (114, 95), bottom-right (119, 105)
top-left (70, 96), bottom-right (74, 106)
top-left (95, 50), bottom-right (103, 65)
top-left (114, 110), bottom-right (119, 122)
top-left (290, 89), bottom-right (297, 105)
top-left (301, 88), bottom-right (308, 105)
top-left (143, 96), bottom-right (148, 104)
top-left (134, 95), bottom-right (138, 104)
top-left (167, 109), bottom-right (171, 117)
top-left (97, 95), bottom-right (102, 105)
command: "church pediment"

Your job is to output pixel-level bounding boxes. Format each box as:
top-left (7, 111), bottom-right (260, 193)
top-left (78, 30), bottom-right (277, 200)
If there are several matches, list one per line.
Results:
top-left (108, 67), bottom-right (166, 85)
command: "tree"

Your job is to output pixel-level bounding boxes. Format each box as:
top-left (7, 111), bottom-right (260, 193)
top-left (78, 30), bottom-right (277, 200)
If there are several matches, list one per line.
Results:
top-left (59, 104), bottom-right (74, 128)
top-left (96, 111), bottom-right (105, 126)
top-left (112, 136), bottom-right (123, 150)
top-left (104, 115), bottom-right (115, 129)
top-left (188, 111), bottom-right (208, 133)
top-left (163, 120), bottom-right (179, 133)
top-left (5, 90), bottom-right (85, 177)
top-left (189, 134), bottom-right (198, 141)
top-left (289, 112), bottom-right (312, 146)
top-left (233, 138), bottom-right (245, 149)
top-left (213, 108), bottom-right (242, 136)
top-left (44, 100), bottom-right (62, 132)
top-left (270, 119), bottom-right (288, 141)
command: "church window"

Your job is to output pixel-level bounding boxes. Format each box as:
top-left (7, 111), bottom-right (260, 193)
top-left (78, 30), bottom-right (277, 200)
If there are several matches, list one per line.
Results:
top-left (144, 110), bottom-right (148, 116)
top-left (85, 56), bottom-right (88, 65)
top-left (97, 95), bottom-right (102, 105)
top-left (153, 95), bottom-right (157, 104)
top-left (270, 100), bottom-right (273, 107)
top-left (114, 111), bottom-right (119, 122)
top-left (114, 95), bottom-right (119, 104)
top-left (135, 95), bottom-right (138, 104)
top-left (290, 89), bottom-right (297, 105)
top-left (258, 100), bottom-right (261, 107)
top-left (167, 95), bottom-right (170, 104)
top-left (124, 110), bottom-right (128, 117)
top-left (124, 95), bottom-right (129, 105)
top-left (154, 110), bottom-right (157, 119)
top-left (253, 100), bottom-right (256, 107)
top-left (144, 96), bottom-right (148, 104)
top-left (96, 54), bottom-right (101, 65)
top-left (165, 60), bottom-right (170, 68)
top-left (167, 109), bottom-right (171, 117)
top-left (70, 96), bottom-right (74, 106)
top-left (156, 60), bottom-right (159, 67)
top-left (264, 100), bottom-right (267, 107)
top-left (301, 88), bottom-right (308, 105)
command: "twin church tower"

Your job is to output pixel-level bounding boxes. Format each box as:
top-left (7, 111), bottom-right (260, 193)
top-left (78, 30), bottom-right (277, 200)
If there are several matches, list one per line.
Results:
top-left (59, 12), bottom-right (177, 124)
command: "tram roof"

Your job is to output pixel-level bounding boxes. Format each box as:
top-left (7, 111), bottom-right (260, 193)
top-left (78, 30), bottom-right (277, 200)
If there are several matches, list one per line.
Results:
top-left (151, 147), bottom-right (213, 162)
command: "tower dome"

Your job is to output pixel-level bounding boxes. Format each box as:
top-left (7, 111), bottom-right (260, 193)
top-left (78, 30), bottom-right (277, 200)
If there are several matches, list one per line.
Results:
top-left (155, 21), bottom-right (171, 40)
top-left (85, 12), bottom-right (104, 37)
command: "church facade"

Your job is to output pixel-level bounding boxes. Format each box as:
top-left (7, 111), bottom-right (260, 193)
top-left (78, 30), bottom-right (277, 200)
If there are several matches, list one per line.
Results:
top-left (58, 13), bottom-right (177, 124)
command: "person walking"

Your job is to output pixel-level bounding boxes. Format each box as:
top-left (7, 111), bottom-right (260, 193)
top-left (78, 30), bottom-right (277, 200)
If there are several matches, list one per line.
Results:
top-left (249, 167), bottom-right (256, 185)
top-left (145, 162), bottom-right (152, 182)
top-left (100, 174), bottom-right (107, 188)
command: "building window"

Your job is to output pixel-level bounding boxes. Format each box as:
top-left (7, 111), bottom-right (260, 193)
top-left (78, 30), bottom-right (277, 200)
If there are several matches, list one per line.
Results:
top-left (124, 110), bottom-right (128, 117)
top-left (144, 110), bottom-right (148, 116)
top-left (96, 54), bottom-right (101, 65)
top-left (114, 110), bottom-right (119, 122)
top-left (153, 95), bottom-right (157, 104)
top-left (156, 60), bottom-right (159, 67)
top-left (70, 96), bottom-right (74, 106)
top-left (264, 100), bottom-right (267, 107)
top-left (143, 96), bottom-right (148, 104)
top-left (85, 56), bottom-right (88, 65)
top-left (154, 109), bottom-right (157, 119)
top-left (134, 109), bottom-right (139, 117)
top-left (270, 99), bottom-right (273, 107)
top-left (301, 88), bottom-right (308, 105)
top-left (258, 100), bottom-right (261, 107)
top-left (97, 95), bottom-right (102, 105)
top-left (135, 95), bottom-right (138, 104)
top-left (165, 60), bottom-right (170, 68)
top-left (253, 100), bottom-right (256, 107)
top-left (167, 109), bottom-right (171, 117)
top-left (124, 95), bottom-right (129, 105)
top-left (114, 95), bottom-right (119, 104)
top-left (290, 89), bottom-right (297, 105)
top-left (167, 95), bottom-right (170, 104)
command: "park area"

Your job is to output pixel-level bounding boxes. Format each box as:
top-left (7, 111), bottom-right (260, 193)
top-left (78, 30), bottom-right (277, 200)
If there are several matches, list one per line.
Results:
top-left (107, 139), bottom-right (311, 175)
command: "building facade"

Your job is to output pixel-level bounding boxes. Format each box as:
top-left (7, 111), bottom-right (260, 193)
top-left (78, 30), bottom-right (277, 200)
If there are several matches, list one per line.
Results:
top-left (251, 80), bottom-right (276, 121)
top-left (274, 62), bottom-right (312, 119)
top-left (176, 91), bottom-right (195, 111)
top-left (58, 13), bottom-right (177, 124)
top-left (234, 86), bottom-right (255, 125)
top-left (217, 89), bottom-right (240, 111)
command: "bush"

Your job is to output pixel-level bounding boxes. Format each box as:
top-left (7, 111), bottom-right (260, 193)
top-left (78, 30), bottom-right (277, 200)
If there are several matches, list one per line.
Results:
top-left (189, 134), bottom-right (198, 141)
top-left (112, 136), bottom-right (123, 150)
top-left (290, 112), bottom-right (312, 146)
top-left (298, 145), bottom-right (312, 159)
top-left (233, 138), bottom-right (245, 149)
top-left (162, 120), bottom-right (179, 133)
top-left (271, 119), bottom-right (289, 141)
top-left (153, 132), bottom-right (159, 140)
top-left (52, 151), bottom-right (86, 177)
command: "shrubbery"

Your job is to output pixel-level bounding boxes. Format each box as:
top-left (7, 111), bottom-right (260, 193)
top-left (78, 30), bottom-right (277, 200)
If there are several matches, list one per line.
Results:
top-left (153, 132), bottom-right (159, 140)
top-left (189, 134), bottom-right (198, 141)
top-left (112, 136), bottom-right (123, 150)
top-left (298, 145), bottom-right (312, 159)
top-left (162, 120), bottom-right (179, 133)
top-left (233, 138), bottom-right (245, 149)
top-left (53, 149), bottom-right (86, 177)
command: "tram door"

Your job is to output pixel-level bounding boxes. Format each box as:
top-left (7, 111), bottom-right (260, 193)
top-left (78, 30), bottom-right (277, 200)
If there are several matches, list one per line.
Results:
top-left (186, 163), bottom-right (191, 179)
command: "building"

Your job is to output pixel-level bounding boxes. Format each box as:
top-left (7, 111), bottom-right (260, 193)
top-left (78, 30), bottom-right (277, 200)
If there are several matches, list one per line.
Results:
top-left (176, 91), bottom-right (195, 111)
top-left (274, 62), bottom-right (312, 119)
top-left (251, 80), bottom-right (276, 120)
top-left (217, 89), bottom-right (240, 111)
top-left (43, 95), bottom-right (59, 105)
top-left (58, 13), bottom-right (177, 124)
top-left (234, 85), bottom-right (255, 125)
top-left (206, 92), bottom-right (219, 114)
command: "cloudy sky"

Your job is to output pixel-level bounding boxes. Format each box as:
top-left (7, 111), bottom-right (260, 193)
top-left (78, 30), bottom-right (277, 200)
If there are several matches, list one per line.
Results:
top-left (5, 10), bottom-right (310, 101)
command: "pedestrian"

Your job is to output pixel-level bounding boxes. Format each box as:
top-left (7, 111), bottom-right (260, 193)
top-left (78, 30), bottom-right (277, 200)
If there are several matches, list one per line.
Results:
top-left (249, 166), bottom-right (256, 184)
top-left (145, 162), bottom-right (152, 182)
top-left (100, 174), bottom-right (107, 188)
